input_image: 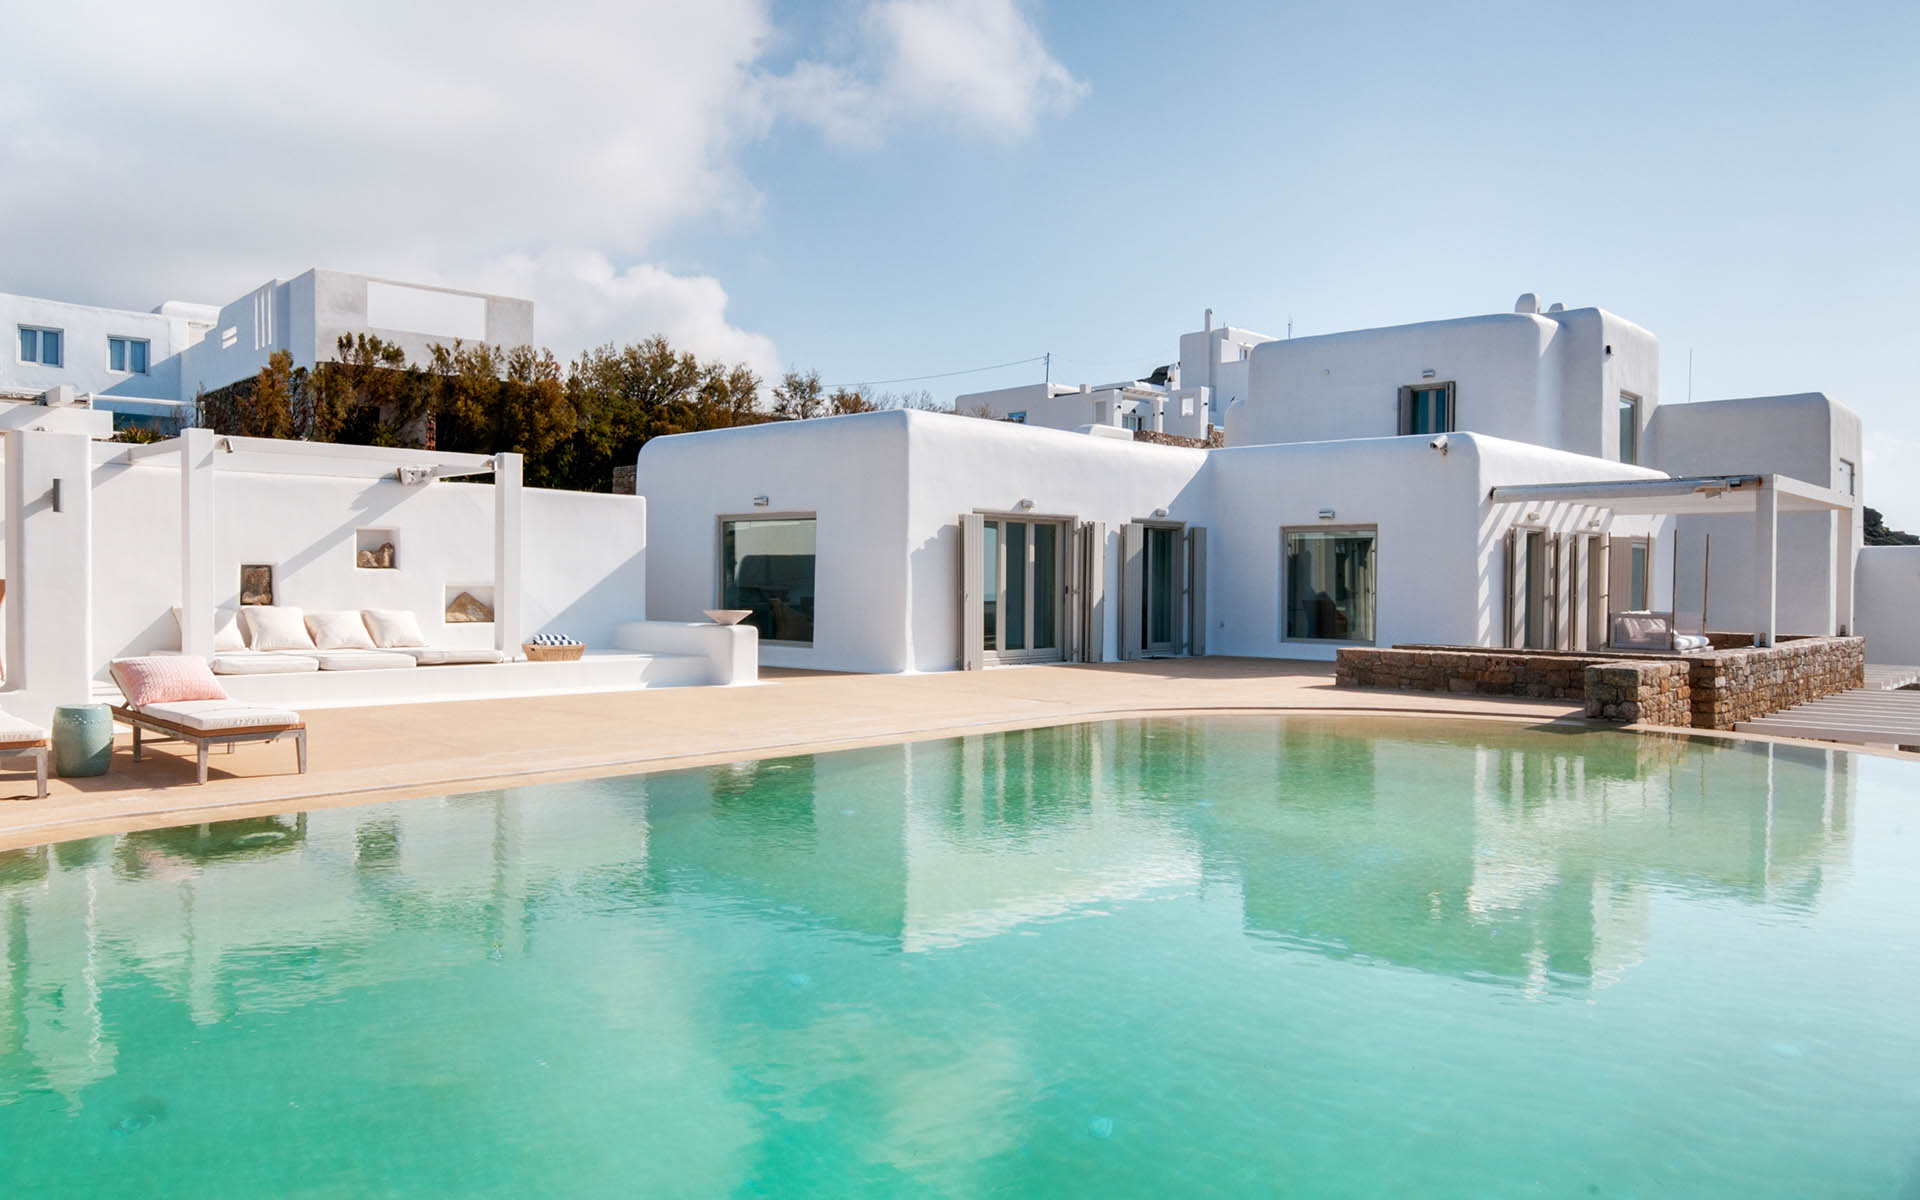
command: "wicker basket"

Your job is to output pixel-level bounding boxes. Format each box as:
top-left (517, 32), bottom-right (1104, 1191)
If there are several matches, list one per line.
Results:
top-left (522, 642), bottom-right (585, 663)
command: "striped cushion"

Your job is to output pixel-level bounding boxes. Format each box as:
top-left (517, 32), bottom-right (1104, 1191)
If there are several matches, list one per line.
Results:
top-left (110, 656), bottom-right (230, 706)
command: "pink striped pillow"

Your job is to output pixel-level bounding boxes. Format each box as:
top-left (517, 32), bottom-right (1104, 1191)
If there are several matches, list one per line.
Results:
top-left (110, 656), bottom-right (230, 706)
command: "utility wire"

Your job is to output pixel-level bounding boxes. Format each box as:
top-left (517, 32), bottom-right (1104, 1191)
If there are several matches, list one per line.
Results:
top-left (825, 354), bottom-right (1047, 390)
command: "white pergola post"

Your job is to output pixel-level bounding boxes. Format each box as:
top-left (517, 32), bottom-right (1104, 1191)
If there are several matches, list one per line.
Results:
top-left (1834, 505), bottom-right (1856, 636)
top-left (179, 429), bottom-right (218, 659)
top-left (1753, 478), bottom-right (1778, 648)
top-left (493, 452), bottom-right (523, 654)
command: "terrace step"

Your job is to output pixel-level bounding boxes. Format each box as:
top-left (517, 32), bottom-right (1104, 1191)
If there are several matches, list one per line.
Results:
top-left (1736, 685), bottom-right (1920, 749)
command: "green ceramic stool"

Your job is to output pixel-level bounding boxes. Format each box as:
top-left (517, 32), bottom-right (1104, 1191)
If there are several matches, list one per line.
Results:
top-left (52, 704), bottom-right (114, 778)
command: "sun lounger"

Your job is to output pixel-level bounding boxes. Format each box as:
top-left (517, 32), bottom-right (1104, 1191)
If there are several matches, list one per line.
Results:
top-left (0, 711), bottom-right (49, 798)
top-left (110, 691), bottom-right (307, 787)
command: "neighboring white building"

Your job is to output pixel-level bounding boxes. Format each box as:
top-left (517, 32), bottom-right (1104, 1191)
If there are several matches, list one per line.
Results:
top-left (3, 270), bottom-right (534, 434)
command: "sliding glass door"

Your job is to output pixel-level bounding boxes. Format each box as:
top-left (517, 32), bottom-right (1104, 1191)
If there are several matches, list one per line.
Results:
top-left (984, 517), bottom-right (1064, 663)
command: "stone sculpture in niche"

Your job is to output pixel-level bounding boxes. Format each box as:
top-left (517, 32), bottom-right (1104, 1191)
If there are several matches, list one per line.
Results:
top-left (240, 565), bottom-right (274, 606)
top-left (445, 591), bottom-right (494, 623)
top-left (356, 542), bottom-right (397, 569)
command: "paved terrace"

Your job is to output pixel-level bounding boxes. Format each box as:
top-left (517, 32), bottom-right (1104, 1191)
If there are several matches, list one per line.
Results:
top-left (0, 659), bottom-right (1591, 850)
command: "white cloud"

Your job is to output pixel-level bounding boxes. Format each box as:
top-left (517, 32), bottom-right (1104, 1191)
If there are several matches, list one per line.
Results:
top-left (0, 1), bottom-right (1081, 369)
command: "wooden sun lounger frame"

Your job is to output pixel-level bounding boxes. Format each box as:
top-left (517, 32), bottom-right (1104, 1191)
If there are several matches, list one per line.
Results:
top-left (112, 705), bottom-right (307, 785)
top-left (0, 741), bottom-right (48, 798)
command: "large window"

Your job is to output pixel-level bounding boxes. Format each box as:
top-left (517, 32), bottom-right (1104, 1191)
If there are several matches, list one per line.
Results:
top-left (1285, 528), bottom-right (1377, 642)
top-left (18, 326), bottom-right (62, 366)
top-left (1618, 392), bottom-right (1641, 464)
top-left (109, 336), bottom-right (150, 374)
top-left (1398, 383), bottom-right (1453, 435)
top-left (721, 517), bottom-right (816, 645)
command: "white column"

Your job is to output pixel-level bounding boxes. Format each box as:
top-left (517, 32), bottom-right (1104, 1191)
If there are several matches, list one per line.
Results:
top-left (494, 452), bottom-right (523, 654)
top-left (3, 431), bottom-right (94, 722)
top-left (179, 429), bottom-right (217, 659)
top-left (1834, 505), bottom-right (1856, 636)
top-left (1753, 480), bottom-right (1778, 648)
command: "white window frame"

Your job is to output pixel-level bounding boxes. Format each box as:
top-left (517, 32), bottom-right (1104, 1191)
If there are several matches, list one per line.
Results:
top-left (1618, 392), bottom-right (1642, 465)
top-left (17, 325), bottom-right (62, 367)
top-left (717, 513), bottom-right (818, 647)
top-left (1838, 457), bottom-right (1856, 497)
top-left (108, 335), bottom-right (151, 375)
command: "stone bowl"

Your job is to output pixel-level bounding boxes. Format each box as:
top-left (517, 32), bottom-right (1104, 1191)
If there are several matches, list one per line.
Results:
top-left (703, 609), bottom-right (753, 626)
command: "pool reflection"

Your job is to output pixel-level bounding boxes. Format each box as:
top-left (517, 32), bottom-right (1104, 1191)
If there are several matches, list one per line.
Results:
top-left (0, 717), bottom-right (1861, 1108)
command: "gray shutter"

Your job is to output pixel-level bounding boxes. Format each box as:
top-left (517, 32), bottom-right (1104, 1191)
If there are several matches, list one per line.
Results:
top-left (1397, 386), bottom-right (1415, 436)
top-left (1503, 528), bottom-right (1520, 648)
top-left (1186, 526), bottom-right (1208, 657)
top-left (1119, 521), bottom-right (1145, 660)
top-left (961, 513), bottom-right (984, 671)
top-left (1081, 520), bottom-right (1106, 662)
top-left (1064, 522), bottom-right (1084, 664)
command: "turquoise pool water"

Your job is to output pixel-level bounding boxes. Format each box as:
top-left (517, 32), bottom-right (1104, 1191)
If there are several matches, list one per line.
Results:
top-left (2, 715), bottom-right (1918, 1197)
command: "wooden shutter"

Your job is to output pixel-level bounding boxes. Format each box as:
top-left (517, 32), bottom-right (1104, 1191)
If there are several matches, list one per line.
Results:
top-left (1081, 520), bottom-right (1106, 662)
top-left (1119, 521), bottom-right (1145, 660)
top-left (961, 513), bottom-right (984, 671)
top-left (1186, 526), bottom-right (1208, 657)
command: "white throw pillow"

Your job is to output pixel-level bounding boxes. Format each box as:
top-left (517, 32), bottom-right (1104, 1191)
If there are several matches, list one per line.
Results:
top-left (361, 609), bottom-right (430, 648)
top-left (305, 610), bottom-right (377, 650)
top-left (243, 606), bottom-right (317, 651)
top-left (172, 607), bottom-right (248, 653)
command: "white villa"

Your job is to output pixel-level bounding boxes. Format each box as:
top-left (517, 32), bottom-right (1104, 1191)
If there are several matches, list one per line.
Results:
top-left (2, 286), bottom-right (1916, 730)
top-left (641, 294), bottom-right (1906, 674)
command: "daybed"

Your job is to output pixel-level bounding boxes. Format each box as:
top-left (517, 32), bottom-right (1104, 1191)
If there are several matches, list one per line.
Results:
top-left (177, 607), bottom-right (508, 675)
top-left (1610, 610), bottom-right (1712, 653)
top-left (109, 657), bottom-right (307, 785)
top-left (0, 710), bottom-right (49, 798)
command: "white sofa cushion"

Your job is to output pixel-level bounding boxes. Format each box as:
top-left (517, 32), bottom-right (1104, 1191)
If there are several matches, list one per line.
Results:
top-left (362, 609), bottom-right (430, 648)
top-left (0, 712), bottom-right (47, 746)
top-left (305, 649), bottom-right (418, 671)
top-left (305, 610), bottom-right (377, 650)
top-left (402, 647), bottom-right (508, 665)
top-left (173, 608), bottom-right (248, 653)
top-left (211, 652), bottom-right (321, 676)
top-left (244, 606), bottom-right (317, 651)
top-left (138, 701), bottom-right (302, 732)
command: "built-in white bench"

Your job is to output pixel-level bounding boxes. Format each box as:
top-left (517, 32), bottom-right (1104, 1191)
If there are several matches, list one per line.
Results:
top-left (98, 621), bottom-right (757, 711)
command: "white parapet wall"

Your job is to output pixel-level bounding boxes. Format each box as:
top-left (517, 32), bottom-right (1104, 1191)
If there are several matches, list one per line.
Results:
top-left (1857, 546), bottom-right (1920, 666)
top-left (615, 621), bottom-right (758, 685)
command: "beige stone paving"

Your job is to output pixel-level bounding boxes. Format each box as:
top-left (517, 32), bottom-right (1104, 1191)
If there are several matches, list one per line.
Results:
top-left (0, 657), bottom-right (1746, 851)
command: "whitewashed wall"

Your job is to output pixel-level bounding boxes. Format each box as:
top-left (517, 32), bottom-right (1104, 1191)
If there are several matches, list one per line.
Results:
top-left (1228, 307), bottom-right (1659, 463)
top-left (1855, 546), bottom-right (1920, 665)
top-left (81, 462), bottom-right (646, 672)
top-left (0, 291), bottom-right (208, 404)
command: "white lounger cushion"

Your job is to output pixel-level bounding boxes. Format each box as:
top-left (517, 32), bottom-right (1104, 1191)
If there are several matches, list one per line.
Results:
top-left (211, 652), bottom-right (321, 676)
top-left (400, 647), bottom-right (508, 665)
top-left (137, 701), bottom-right (302, 732)
top-left (0, 712), bottom-right (48, 746)
top-left (300, 649), bottom-right (418, 671)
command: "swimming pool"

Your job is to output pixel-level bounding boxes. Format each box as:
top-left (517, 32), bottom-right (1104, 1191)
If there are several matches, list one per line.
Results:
top-left (2, 715), bottom-right (1917, 1196)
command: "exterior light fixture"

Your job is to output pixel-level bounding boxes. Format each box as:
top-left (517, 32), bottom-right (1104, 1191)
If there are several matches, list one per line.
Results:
top-left (1152, 507), bottom-right (1169, 519)
top-left (1525, 512), bottom-right (1541, 522)
top-left (1317, 508), bottom-right (1336, 520)
top-left (1017, 498), bottom-right (1035, 510)
top-left (1421, 368), bottom-right (1436, 379)
top-left (51, 478), bottom-right (64, 513)
top-left (752, 495), bottom-right (770, 507)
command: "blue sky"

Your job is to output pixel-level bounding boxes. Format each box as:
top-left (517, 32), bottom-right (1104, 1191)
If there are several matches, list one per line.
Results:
top-left (6, 0), bottom-right (1917, 519)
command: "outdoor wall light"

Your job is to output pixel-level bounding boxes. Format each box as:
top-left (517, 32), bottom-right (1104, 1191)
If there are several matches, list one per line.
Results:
top-left (1317, 508), bottom-right (1336, 520)
top-left (1421, 368), bottom-right (1436, 379)
top-left (1152, 507), bottom-right (1169, 519)
top-left (1525, 512), bottom-right (1541, 522)
top-left (1017, 498), bottom-right (1035, 510)
top-left (51, 478), bottom-right (63, 513)
top-left (752, 495), bottom-right (770, 507)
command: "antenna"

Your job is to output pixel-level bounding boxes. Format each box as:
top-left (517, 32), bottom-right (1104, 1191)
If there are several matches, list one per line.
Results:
top-left (1687, 348), bottom-right (1693, 403)
top-left (1044, 352), bottom-right (1051, 386)
top-left (1287, 315), bottom-right (1293, 339)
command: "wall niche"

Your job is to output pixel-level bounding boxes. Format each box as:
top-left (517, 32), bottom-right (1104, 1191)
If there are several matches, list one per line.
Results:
top-left (445, 585), bottom-right (494, 624)
top-left (356, 528), bottom-right (398, 570)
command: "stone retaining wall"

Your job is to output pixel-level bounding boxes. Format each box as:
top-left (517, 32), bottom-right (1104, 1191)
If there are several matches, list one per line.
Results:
top-left (1336, 636), bottom-right (1865, 730)
top-left (1583, 661), bottom-right (1691, 725)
